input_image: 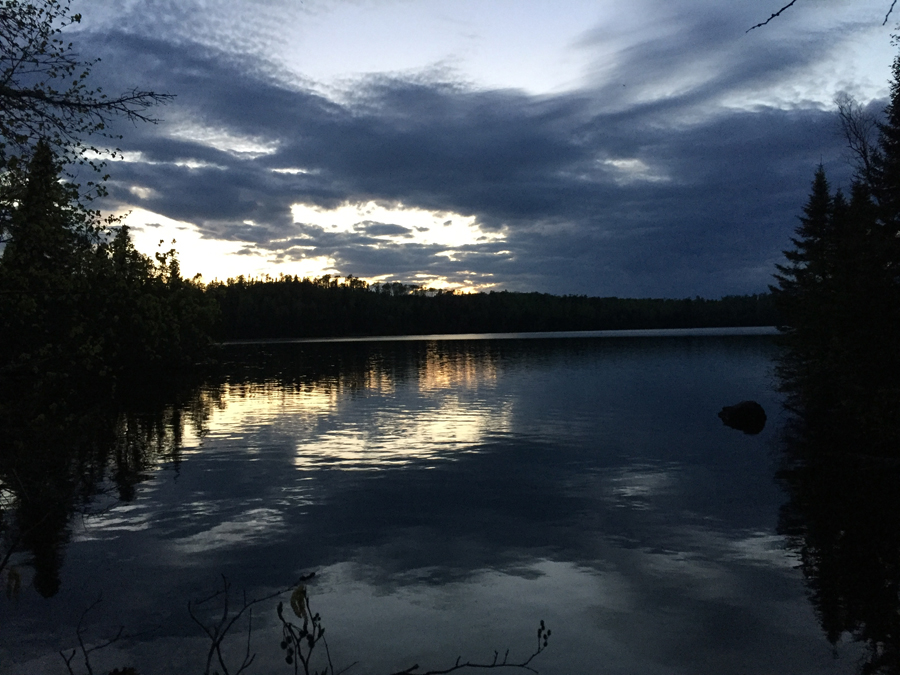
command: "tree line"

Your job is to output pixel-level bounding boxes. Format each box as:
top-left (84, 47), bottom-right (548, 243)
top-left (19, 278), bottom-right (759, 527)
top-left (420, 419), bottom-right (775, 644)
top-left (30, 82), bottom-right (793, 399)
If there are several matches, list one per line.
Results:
top-left (205, 274), bottom-right (776, 340)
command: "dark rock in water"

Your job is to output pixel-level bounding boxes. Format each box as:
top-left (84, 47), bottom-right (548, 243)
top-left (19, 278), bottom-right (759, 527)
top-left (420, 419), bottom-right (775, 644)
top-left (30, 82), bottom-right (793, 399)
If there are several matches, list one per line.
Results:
top-left (718, 400), bottom-right (766, 435)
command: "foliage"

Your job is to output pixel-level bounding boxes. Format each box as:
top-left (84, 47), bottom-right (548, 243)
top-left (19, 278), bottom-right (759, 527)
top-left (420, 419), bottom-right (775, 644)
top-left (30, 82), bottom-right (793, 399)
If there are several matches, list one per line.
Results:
top-left (187, 575), bottom-right (552, 675)
top-left (0, 141), bottom-right (217, 398)
top-left (778, 414), bottom-right (900, 674)
top-left (56, 572), bottom-right (552, 675)
top-left (0, 0), bottom-right (171, 183)
top-left (0, 0), bottom-right (211, 399)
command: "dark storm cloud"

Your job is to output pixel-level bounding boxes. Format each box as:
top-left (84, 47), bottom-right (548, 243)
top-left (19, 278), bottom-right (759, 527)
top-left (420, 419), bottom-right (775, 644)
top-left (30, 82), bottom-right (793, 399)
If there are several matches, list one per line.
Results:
top-left (81, 9), bottom-right (880, 296)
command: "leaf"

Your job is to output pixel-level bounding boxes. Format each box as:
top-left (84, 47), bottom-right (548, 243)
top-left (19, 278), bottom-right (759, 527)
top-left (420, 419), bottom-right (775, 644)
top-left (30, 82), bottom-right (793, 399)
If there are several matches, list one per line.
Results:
top-left (290, 585), bottom-right (307, 618)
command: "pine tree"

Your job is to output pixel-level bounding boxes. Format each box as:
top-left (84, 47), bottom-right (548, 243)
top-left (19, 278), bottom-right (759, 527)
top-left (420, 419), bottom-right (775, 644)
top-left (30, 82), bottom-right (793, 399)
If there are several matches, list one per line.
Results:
top-left (873, 52), bottom-right (900, 237)
top-left (0, 141), bottom-right (215, 388)
top-left (771, 165), bottom-right (834, 338)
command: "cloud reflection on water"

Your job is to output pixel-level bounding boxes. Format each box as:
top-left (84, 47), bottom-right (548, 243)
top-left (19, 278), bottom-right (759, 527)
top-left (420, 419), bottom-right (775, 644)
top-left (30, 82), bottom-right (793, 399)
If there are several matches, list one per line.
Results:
top-left (4, 335), bottom-right (860, 675)
top-left (189, 344), bottom-right (509, 469)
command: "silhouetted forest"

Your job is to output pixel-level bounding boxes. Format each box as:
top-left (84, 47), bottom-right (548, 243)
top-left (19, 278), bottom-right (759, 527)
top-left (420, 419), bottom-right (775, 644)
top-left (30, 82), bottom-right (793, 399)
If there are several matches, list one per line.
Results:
top-left (770, 56), bottom-right (900, 456)
top-left (771, 41), bottom-right (900, 675)
top-left (205, 275), bottom-right (777, 341)
top-left (0, 142), bottom-right (217, 399)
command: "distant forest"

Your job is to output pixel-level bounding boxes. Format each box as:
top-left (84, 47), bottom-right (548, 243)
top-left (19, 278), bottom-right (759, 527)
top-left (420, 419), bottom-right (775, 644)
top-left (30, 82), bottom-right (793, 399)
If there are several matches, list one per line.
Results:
top-left (205, 275), bottom-right (777, 341)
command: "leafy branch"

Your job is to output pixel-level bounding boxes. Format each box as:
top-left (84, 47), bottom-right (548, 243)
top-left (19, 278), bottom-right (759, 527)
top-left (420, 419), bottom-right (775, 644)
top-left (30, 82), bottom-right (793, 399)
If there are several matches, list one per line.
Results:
top-left (187, 573), bottom-right (315, 675)
top-left (0, 0), bottom-right (173, 193)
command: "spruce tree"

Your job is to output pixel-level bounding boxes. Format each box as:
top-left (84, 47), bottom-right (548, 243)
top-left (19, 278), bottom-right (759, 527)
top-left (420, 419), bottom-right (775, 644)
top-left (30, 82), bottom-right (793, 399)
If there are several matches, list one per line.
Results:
top-left (771, 165), bottom-right (834, 339)
top-left (873, 51), bottom-right (900, 239)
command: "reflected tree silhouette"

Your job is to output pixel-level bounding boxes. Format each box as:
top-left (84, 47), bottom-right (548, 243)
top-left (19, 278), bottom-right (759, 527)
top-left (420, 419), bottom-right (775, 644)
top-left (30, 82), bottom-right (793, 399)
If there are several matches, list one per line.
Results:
top-left (0, 378), bottom-right (214, 597)
top-left (777, 403), bottom-right (900, 674)
top-left (0, 340), bottom-right (496, 599)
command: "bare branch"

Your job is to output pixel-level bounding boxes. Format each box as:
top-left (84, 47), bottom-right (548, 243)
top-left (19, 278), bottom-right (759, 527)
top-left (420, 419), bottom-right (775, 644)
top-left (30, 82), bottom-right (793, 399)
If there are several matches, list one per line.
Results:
top-left (191, 574), bottom-right (311, 675)
top-left (58, 593), bottom-right (128, 675)
top-left (747, 0), bottom-right (798, 32)
top-left (750, 0), bottom-right (897, 31)
top-left (0, 84), bottom-right (174, 124)
top-left (836, 92), bottom-right (879, 183)
top-left (387, 622), bottom-right (551, 675)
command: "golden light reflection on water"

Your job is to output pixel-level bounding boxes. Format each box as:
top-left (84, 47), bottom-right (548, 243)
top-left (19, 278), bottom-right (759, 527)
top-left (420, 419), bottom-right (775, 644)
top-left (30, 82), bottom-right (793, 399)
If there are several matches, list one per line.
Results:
top-left (189, 346), bottom-right (509, 469)
top-left (417, 343), bottom-right (498, 393)
top-left (292, 396), bottom-right (513, 470)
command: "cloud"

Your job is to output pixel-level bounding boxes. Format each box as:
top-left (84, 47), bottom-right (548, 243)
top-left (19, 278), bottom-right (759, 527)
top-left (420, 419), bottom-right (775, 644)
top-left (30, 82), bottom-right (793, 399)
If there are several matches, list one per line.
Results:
top-left (354, 221), bottom-right (413, 237)
top-left (78, 2), bottom-right (888, 296)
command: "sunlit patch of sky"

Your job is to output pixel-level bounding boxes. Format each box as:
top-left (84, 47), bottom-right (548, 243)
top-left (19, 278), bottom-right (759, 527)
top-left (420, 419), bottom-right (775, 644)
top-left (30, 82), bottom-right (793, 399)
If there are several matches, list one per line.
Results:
top-left (601, 158), bottom-right (671, 185)
top-left (290, 201), bottom-right (505, 248)
top-left (165, 121), bottom-right (281, 159)
top-left (122, 209), bottom-right (340, 282)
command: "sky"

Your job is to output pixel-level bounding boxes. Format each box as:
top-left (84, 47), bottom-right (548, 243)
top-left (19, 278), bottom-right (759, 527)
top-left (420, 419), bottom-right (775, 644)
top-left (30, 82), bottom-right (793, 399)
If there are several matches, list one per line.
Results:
top-left (65, 0), bottom-right (900, 297)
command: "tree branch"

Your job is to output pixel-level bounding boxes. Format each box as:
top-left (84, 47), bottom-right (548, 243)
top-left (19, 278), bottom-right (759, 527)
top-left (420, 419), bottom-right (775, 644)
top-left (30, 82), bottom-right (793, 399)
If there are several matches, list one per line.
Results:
top-left (836, 92), bottom-right (879, 184)
top-left (747, 0), bottom-right (798, 32)
top-left (190, 574), bottom-right (314, 675)
top-left (749, 0), bottom-right (897, 31)
top-left (388, 622), bottom-right (551, 675)
top-left (58, 593), bottom-right (127, 675)
top-left (0, 84), bottom-right (174, 123)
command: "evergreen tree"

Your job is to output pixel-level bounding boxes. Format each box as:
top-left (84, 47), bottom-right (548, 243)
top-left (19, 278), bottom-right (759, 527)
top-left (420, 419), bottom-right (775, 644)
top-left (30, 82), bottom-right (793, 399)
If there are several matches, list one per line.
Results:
top-left (771, 165), bottom-right (834, 340)
top-left (873, 51), bottom-right (900, 239)
top-left (0, 140), bottom-right (100, 375)
top-left (772, 49), bottom-right (900, 451)
top-left (0, 141), bottom-right (216, 395)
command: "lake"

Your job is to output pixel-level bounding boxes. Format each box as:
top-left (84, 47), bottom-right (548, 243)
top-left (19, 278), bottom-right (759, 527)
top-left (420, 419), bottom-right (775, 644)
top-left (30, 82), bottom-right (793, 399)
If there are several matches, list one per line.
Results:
top-left (0, 329), bottom-right (869, 674)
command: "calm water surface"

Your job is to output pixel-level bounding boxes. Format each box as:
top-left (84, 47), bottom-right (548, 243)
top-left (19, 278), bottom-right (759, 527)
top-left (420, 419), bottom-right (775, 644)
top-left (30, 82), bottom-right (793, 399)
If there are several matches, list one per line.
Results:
top-left (2, 331), bottom-right (860, 674)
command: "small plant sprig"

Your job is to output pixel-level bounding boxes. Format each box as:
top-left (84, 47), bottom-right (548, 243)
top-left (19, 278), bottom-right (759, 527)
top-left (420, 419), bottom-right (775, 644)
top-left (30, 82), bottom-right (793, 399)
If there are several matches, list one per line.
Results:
top-left (276, 578), bottom-right (353, 675)
top-left (59, 573), bottom-right (552, 675)
top-left (276, 578), bottom-right (552, 675)
top-left (188, 574), bottom-right (302, 675)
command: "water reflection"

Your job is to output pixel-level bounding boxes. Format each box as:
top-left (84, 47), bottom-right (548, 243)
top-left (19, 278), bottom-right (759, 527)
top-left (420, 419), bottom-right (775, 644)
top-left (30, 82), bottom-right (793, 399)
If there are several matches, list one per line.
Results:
top-left (3, 333), bottom-right (867, 674)
top-left (204, 343), bottom-right (509, 469)
top-left (0, 386), bottom-right (201, 598)
top-left (778, 415), bottom-right (900, 675)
